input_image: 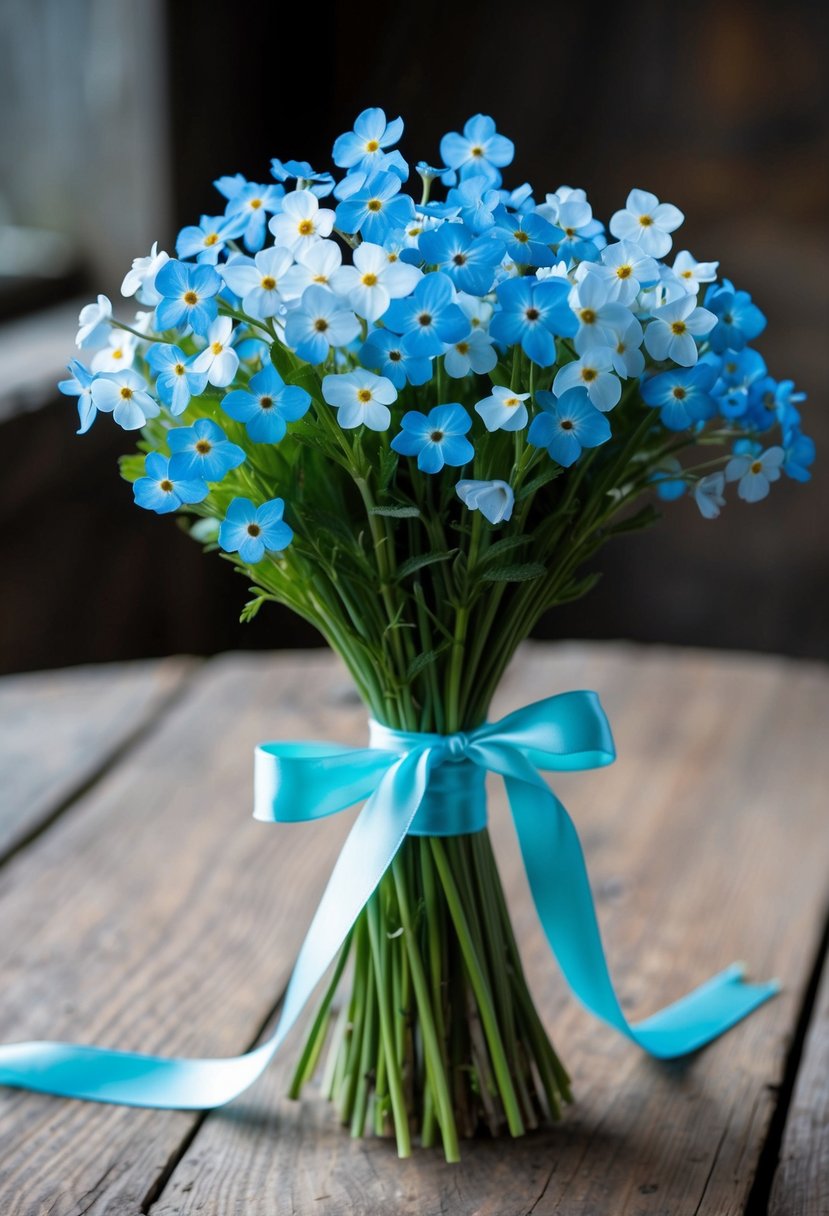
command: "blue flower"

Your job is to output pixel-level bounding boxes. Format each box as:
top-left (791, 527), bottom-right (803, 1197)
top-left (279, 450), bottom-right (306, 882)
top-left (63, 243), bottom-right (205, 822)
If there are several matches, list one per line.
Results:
top-left (528, 388), bottom-right (612, 467)
top-left (440, 115), bottom-right (515, 187)
top-left (649, 458), bottom-right (687, 501)
top-left (218, 247), bottom-right (294, 321)
top-left (443, 328), bottom-right (497, 378)
top-left (90, 368), bottom-right (161, 430)
top-left (358, 329), bottom-right (433, 389)
top-left (322, 369), bottom-right (396, 431)
top-left (704, 280), bottom-right (767, 353)
top-left (725, 445), bottom-right (784, 502)
top-left (222, 363), bottom-right (311, 443)
top-left (75, 295), bottom-right (112, 348)
top-left (333, 108), bottom-right (406, 178)
top-left (391, 403), bottom-right (474, 473)
top-left (382, 272), bottom-right (468, 357)
top-left (58, 359), bottom-right (97, 434)
top-left (219, 497), bottom-right (293, 562)
top-left (133, 451), bottom-right (208, 514)
top-left (270, 158), bottom-right (334, 198)
top-left (490, 277), bottom-right (576, 366)
top-left (167, 417), bottom-right (245, 482)
top-left (446, 176), bottom-right (501, 233)
top-left (146, 344), bottom-right (208, 415)
top-left (641, 364), bottom-right (717, 430)
top-left (175, 215), bottom-right (234, 264)
top-left (283, 285), bottom-right (360, 364)
top-left (492, 208), bottom-right (561, 267)
top-left (783, 430), bottom-right (816, 483)
top-left (456, 479), bottom-right (514, 523)
top-left (694, 472), bottom-right (727, 519)
top-left (418, 223), bottom-right (505, 294)
top-left (154, 260), bottom-right (222, 337)
top-left (334, 171), bottom-right (415, 242)
top-left (221, 182), bottom-right (285, 252)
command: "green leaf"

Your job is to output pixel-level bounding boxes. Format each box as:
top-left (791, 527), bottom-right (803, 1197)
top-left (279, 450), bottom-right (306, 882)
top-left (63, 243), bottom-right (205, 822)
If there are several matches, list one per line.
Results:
top-left (482, 562), bottom-right (547, 583)
top-left (119, 453), bottom-right (145, 484)
top-left (554, 572), bottom-right (602, 604)
top-left (395, 549), bottom-right (457, 581)
top-left (239, 586), bottom-right (274, 624)
top-left (516, 464), bottom-right (564, 501)
top-left (369, 505), bottom-right (421, 518)
top-left (406, 642), bottom-right (452, 681)
top-left (478, 534), bottom-right (531, 565)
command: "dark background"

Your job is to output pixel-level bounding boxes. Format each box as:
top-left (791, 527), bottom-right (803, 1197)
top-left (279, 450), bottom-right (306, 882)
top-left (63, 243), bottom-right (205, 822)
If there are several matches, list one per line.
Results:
top-left (1, 0), bottom-right (827, 675)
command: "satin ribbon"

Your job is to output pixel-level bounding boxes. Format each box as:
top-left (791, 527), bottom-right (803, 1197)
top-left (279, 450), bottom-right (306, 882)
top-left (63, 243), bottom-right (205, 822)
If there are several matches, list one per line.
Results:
top-left (0, 690), bottom-right (778, 1109)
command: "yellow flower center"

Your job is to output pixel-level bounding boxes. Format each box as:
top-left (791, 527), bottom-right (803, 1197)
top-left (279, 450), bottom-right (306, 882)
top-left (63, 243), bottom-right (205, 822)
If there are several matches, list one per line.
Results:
top-left (671, 321), bottom-right (687, 335)
top-left (298, 219), bottom-right (314, 236)
top-left (211, 341), bottom-right (223, 354)
top-left (581, 368), bottom-right (598, 382)
top-left (505, 396), bottom-right (520, 407)
top-left (261, 275), bottom-right (277, 290)
top-left (361, 273), bottom-right (378, 287)
top-left (250, 198), bottom-right (262, 210)
top-left (681, 269), bottom-right (693, 279)
top-left (579, 308), bottom-right (597, 324)
top-left (616, 265), bottom-right (632, 279)
top-left (471, 145), bottom-right (484, 157)
top-left (357, 388), bottom-right (373, 402)
top-left (174, 363), bottom-right (185, 375)
top-left (514, 229), bottom-right (529, 243)
top-left (456, 341), bottom-right (470, 355)
top-left (119, 386), bottom-right (133, 400)
top-left (365, 139), bottom-right (380, 152)
top-left (204, 232), bottom-right (219, 246)
top-left (183, 290), bottom-right (199, 305)
top-left (638, 214), bottom-right (653, 227)
top-left (367, 199), bottom-right (382, 213)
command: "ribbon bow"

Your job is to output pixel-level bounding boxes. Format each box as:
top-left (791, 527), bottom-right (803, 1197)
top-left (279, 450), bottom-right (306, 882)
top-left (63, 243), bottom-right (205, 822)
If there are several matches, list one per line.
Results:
top-left (0, 691), bottom-right (777, 1110)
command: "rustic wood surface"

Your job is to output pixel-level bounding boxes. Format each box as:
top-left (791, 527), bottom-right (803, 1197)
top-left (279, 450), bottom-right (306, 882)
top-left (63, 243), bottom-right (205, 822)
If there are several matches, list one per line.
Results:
top-left (0, 644), bottom-right (826, 1216)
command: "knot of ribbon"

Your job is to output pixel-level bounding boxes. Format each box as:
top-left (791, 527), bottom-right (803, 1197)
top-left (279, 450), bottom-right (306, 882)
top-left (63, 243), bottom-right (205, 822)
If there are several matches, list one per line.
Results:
top-left (0, 690), bottom-right (778, 1111)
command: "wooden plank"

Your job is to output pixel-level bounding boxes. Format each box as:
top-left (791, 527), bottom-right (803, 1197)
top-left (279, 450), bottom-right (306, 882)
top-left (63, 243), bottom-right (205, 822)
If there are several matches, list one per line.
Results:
top-left (143, 643), bottom-right (829, 1216)
top-left (0, 658), bottom-right (195, 861)
top-left (0, 650), bottom-right (363, 1216)
top-left (770, 951), bottom-right (829, 1215)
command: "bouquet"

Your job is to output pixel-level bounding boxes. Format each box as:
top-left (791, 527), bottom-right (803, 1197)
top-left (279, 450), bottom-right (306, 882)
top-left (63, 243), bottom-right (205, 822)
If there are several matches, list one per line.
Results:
top-left (13, 109), bottom-right (811, 1160)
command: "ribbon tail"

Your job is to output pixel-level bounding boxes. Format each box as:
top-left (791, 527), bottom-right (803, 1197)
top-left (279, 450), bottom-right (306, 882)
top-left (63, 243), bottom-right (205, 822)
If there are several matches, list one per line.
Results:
top-left (0, 747), bottom-right (435, 1108)
top-left (505, 771), bottom-right (779, 1059)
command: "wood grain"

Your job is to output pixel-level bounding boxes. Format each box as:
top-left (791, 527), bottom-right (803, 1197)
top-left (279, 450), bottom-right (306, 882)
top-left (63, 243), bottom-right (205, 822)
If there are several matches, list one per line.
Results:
top-left (0, 658), bottom-right (195, 860)
top-left (770, 948), bottom-right (829, 1215)
top-left (0, 644), bottom-right (826, 1216)
top-left (0, 651), bottom-right (363, 1216)
top-left (146, 644), bottom-right (829, 1216)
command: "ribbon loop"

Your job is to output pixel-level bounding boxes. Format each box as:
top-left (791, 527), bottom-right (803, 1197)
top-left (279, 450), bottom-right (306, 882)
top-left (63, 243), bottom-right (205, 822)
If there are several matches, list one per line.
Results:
top-left (0, 689), bottom-right (778, 1111)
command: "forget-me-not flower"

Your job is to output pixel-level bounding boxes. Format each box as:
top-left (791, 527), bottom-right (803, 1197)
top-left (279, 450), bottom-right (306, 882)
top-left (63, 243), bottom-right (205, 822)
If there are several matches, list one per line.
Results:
top-left (284, 285), bottom-right (360, 364)
top-left (333, 108), bottom-right (406, 177)
top-left (322, 369), bottom-right (396, 431)
top-left (418, 223), bottom-right (505, 295)
top-left (279, 240), bottom-right (342, 303)
top-left (219, 247), bottom-right (294, 320)
top-left (76, 295), bottom-right (112, 348)
top-left (335, 171), bottom-right (415, 243)
top-left (609, 189), bottom-right (684, 258)
top-left (90, 368), bottom-right (160, 430)
top-left (456, 479), bottom-right (514, 524)
top-left (58, 360), bottom-right (97, 434)
top-left (644, 294), bottom-right (717, 366)
top-left (331, 241), bottom-right (421, 322)
top-left (554, 348), bottom-right (622, 411)
top-left (222, 363), bottom-right (311, 443)
top-left (176, 215), bottom-right (235, 264)
top-left (121, 243), bottom-right (169, 306)
top-left (221, 182), bottom-right (285, 252)
top-left (725, 445), bottom-right (784, 502)
top-left (440, 115), bottom-right (514, 187)
top-left (358, 329), bottom-right (432, 389)
top-left (528, 388), bottom-right (611, 467)
top-left (133, 451), bottom-right (208, 514)
top-left (268, 189), bottom-right (335, 253)
top-left (490, 277), bottom-right (576, 366)
top-left (382, 272), bottom-right (467, 357)
top-left (154, 260), bottom-right (222, 337)
top-left (641, 364), bottom-right (717, 430)
top-left (147, 344), bottom-right (208, 415)
top-left (704, 280), bottom-right (767, 352)
top-left (443, 327), bottom-right (497, 378)
top-left (391, 403), bottom-right (474, 473)
top-left (190, 317), bottom-right (239, 387)
top-left (475, 386), bottom-right (530, 432)
top-left (219, 497), bottom-right (293, 561)
top-left (694, 472), bottom-right (727, 519)
top-left (167, 417), bottom-right (245, 481)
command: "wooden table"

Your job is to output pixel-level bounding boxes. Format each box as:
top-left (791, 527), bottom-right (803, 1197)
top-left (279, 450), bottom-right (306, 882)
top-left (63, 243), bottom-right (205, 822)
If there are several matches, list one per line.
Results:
top-left (0, 644), bottom-right (826, 1216)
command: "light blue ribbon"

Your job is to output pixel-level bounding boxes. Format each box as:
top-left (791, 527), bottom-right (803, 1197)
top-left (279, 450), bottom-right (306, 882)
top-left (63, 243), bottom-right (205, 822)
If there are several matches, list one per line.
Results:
top-left (0, 690), bottom-right (778, 1109)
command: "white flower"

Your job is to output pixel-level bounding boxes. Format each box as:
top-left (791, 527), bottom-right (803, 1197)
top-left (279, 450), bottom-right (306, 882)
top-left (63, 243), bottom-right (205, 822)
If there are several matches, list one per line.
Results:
top-left (568, 274), bottom-right (630, 353)
top-left (456, 479), bottom-right (514, 524)
top-left (456, 292), bottom-right (493, 331)
top-left (554, 348), bottom-right (621, 411)
top-left (694, 472), bottom-right (727, 519)
top-left (220, 247), bottom-right (294, 319)
top-left (588, 240), bottom-right (660, 305)
top-left (120, 243), bottom-right (169, 306)
top-left (331, 241), bottom-right (421, 322)
top-left (475, 386), bottom-right (530, 432)
top-left (191, 317), bottom-right (239, 387)
top-left (672, 250), bottom-right (720, 293)
top-left (321, 369), bottom-right (396, 431)
top-left (609, 315), bottom-right (645, 378)
top-left (268, 189), bottom-right (335, 253)
top-left (90, 368), bottom-right (160, 430)
top-left (279, 240), bottom-right (343, 304)
top-left (644, 294), bottom-right (717, 366)
top-left (91, 332), bottom-right (136, 373)
top-left (76, 294), bottom-right (112, 348)
top-left (609, 189), bottom-right (684, 258)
